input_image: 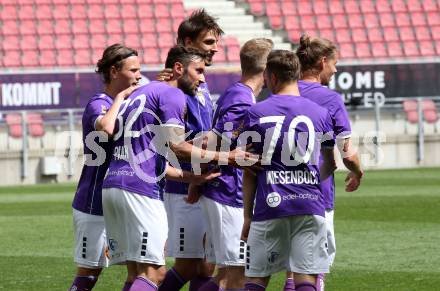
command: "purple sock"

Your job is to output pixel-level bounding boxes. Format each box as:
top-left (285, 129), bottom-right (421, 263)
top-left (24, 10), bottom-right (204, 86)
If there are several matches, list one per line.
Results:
top-left (244, 282), bottom-right (265, 291)
top-left (122, 281), bottom-right (133, 291)
top-left (295, 282), bottom-right (316, 291)
top-left (129, 277), bottom-right (158, 291)
top-left (283, 278), bottom-right (295, 291)
top-left (158, 268), bottom-right (187, 291)
top-left (316, 274), bottom-right (325, 291)
top-left (189, 276), bottom-right (212, 291)
top-left (198, 280), bottom-right (224, 291)
top-left (69, 276), bottom-right (98, 291)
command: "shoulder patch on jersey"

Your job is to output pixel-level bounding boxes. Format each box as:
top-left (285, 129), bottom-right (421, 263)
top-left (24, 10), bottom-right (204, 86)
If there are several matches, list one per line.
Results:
top-left (101, 104), bottom-right (108, 114)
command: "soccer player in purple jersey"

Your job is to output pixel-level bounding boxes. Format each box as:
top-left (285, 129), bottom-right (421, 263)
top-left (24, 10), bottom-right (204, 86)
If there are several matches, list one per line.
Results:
top-left (181, 38), bottom-right (273, 291)
top-left (281, 35), bottom-right (364, 291)
top-left (101, 46), bottom-right (255, 291)
top-left (240, 50), bottom-right (337, 291)
top-left (69, 44), bottom-right (141, 291)
top-left (159, 9), bottom-right (224, 291)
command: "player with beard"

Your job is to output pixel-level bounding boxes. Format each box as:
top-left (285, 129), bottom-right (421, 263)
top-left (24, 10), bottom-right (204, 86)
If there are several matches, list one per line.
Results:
top-left (101, 46), bottom-right (256, 291)
top-left (69, 44), bottom-right (141, 291)
top-left (158, 9), bottom-right (225, 291)
top-left (282, 35), bottom-right (364, 291)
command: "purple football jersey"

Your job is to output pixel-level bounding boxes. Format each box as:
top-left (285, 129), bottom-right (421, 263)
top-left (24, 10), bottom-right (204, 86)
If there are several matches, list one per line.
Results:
top-left (242, 94), bottom-right (334, 221)
top-left (72, 93), bottom-right (114, 216)
top-left (102, 81), bottom-right (186, 199)
top-left (165, 82), bottom-right (213, 195)
top-left (202, 82), bottom-right (255, 208)
top-left (298, 80), bottom-right (352, 209)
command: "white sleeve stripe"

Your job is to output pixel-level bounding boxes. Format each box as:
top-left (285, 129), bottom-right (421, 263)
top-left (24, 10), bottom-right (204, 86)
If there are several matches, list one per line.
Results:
top-left (161, 124), bottom-right (184, 129)
top-left (336, 134), bottom-right (352, 139)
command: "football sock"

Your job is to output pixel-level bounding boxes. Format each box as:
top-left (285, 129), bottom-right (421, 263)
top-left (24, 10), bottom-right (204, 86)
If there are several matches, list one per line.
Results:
top-left (316, 274), bottom-right (325, 291)
top-left (295, 282), bottom-right (316, 291)
top-left (129, 277), bottom-right (158, 291)
top-left (69, 275), bottom-right (98, 291)
top-left (122, 281), bottom-right (133, 291)
top-left (244, 282), bottom-right (265, 291)
top-left (283, 278), bottom-right (295, 291)
top-left (158, 268), bottom-right (187, 291)
top-left (198, 279), bottom-right (224, 291)
top-left (189, 276), bottom-right (212, 291)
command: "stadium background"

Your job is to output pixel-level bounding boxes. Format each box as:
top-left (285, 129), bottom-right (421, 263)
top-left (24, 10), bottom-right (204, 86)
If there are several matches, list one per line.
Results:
top-left (0, 0), bottom-right (439, 290)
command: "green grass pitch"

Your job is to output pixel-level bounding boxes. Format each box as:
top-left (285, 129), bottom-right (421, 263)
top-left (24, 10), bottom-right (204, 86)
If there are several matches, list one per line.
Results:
top-left (0, 168), bottom-right (439, 290)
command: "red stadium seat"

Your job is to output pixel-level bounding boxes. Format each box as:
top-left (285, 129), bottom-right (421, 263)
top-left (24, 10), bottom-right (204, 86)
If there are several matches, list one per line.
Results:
top-left (38, 35), bottom-right (55, 50)
top-left (395, 12), bottom-right (411, 26)
top-left (422, 99), bottom-right (439, 124)
top-left (3, 36), bottom-right (20, 51)
top-left (227, 46), bottom-right (240, 63)
top-left (106, 19), bottom-right (123, 34)
top-left (5, 114), bottom-right (23, 138)
top-left (22, 50), bottom-right (39, 67)
top-left (107, 34), bottom-right (124, 46)
top-left (90, 34), bottom-right (107, 50)
top-left (422, 0), bottom-right (438, 12)
top-left (266, 2), bottom-right (282, 16)
top-left (124, 33), bottom-right (141, 48)
top-left (335, 28), bottom-right (351, 43)
top-left (383, 27), bottom-right (400, 42)
top-left (399, 27), bottom-right (416, 41)
top-left (346, 14), bottom-right (364, 28)
top-left (345, 0), bottom-right (360, 14)
top-left (426, 12), bottom-right (440, 26)
top-left (3, 50), bottom-right (22, 67)
top-left (296, 0), bottom-right (313, 15)
top-left (371, 42), bottom-right (388, 58)
top-left (21, 35), bottom-right (38, 51)
top-left (431, 26), bottom-right (440, 40)
top-left (363, 13), bottom-right (379, 28)
top-left (40, 50), bottom-right (57, 67)
top-left (154, 4), bottom-right (170, 18)
top-left (287, 29), bottom-right (302, 42)
top-left (72, 34), bottom-right (90, 49)
top-left (367, 27), bottom-right (384, 42)
top-left (140, 33), bottom-right (158, 48)
top-left (300, 15), bottom-right (316, 30)
top-left (352, 28), bottom-right (368, 42)
top-left (360, 1), bottom-right (375, 13)
top-left (339, 43), bottom-right (355, 59)
top-left (317, 15), bottom-right (332, 30)
top-left (123, 4), bottom-right (138, 17)
top-left (376, 0), bottom-right (392, 13)
top-left (74, 49), bottom-right (91, 66)
top-left (36, 5), bottom-right (53, 20)
top-left (281, 2), bottom-right (296, 16)
top-left (313, 1), bottom-right (329, 15)
top-left (37, 20), bottom-right (55, 35)
top-left (403, 41), bottom-right (419, 56)
top-left (170, 3), bottom-right (185, 18)
top-left (19, 20), bottom-right (37, 35)
top-left (224, 37), bottom-right (240, 49)
top-left (136, 4), bottom-right (154, 18)
top-left (407, 0), bottom-right (423, 12)
top-left (410, 12), bottom-right (426, 26)
top-left (70, 5), bottom-right (87, 19)
top-left (104, 4), bottom-right (121, 19)
top-left (140, 19), bottom-right (156, 33)
top-left (18, 4), bottom-right (35, 20)
top-left (318, 29), bottom-right (334, 41)
top-left (53, 5), bottom-right (70, 19)
top-left (269, 15), bottom-right (284, 30)
top-left (379, 13), bottom-right (395, 27)
top-left (57, 49), bottom-right (74, 66)
top-left (1, 5), bottom-right (18, 20)
top-left (329, 1), bottom-right (344, 14)
top-left (27, 113), bottom-right (45, 138)
top-left (159, 48), bottom-right (169, 63)
top-left (249, 2), bottom-right (264, 16)
top-left (123, 18), bottom-right (140, 34)
top-left (2, 20), bottom-right (19, 36)
top-left (72, 19), bottom-right (88, 34)
top-left (414, 26), bottom-right (431, 41)
top-left (402, 100), bottom-right (418, 124)
top-left (157, 32), bottom-right (174, 48)
top-left (355, 42), bottom-right (371, 58)
top-left (387, 42), bottom-right (404, 57)
top-left (156, 18), bottom-right (173, 33)
top-left (435, 41), bottom-right (440, 55)
top-left (285, 16), bottom-right (300, 31)
top-left (391, 0), bottom-right (407, 12)
top-left (332, 14), bottom-right (348, 28)
top-left (87, 4), bottom-right (104, 19)
top-left (54, 19), bottom-right (71, 35)
top-left (419, 41), bottom-right (435, 56)
top-left (55, 34), bottom-right (73, 50)
top-left (89, 20), bottom-right (106, 34)
top-left (214, 46), bottom-right (227, 63)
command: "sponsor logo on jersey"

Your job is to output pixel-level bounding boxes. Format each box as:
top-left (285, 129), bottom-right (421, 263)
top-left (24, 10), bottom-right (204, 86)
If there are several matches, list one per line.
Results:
top-left (266, 192), bottom-right (281, 208)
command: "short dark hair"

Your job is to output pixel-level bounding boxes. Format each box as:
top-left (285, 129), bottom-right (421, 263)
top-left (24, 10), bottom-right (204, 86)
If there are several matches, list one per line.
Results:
top-left (266, 50), bottom-right (301, 84)
top-left (176, 9), bottom-right (224, 44)
top-left (95, 43), bottom-right (138, 84)
top-left (296, 34), bottom-right (337, 74)
top-left (240, 38), bottom-right (273, 76)
top-left (165, 45), bottom-right (206, 69)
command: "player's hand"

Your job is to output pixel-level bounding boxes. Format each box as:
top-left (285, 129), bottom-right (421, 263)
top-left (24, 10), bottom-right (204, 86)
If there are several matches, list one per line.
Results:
top-left (156, 68), bottom-right (173, 82)
top-left (345, 171), bottom-right (363, 192)
top-left (185, 183), bottom-right (202, 204)
top-left (228, 145), bottom-right (261, 169)
top-left (191, 168), bottom-right (221, 185)
top-left (241, 217), bottom-right (252, 242)
top-left (116, 84), bottom-right (140, 100)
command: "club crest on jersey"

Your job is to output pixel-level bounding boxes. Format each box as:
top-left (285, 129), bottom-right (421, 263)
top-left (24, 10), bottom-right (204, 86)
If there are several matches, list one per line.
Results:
top-left (196, 90), bottom-right (206, 106)
top-left (101, 105), bottom-right (108, 114)
top-left (266, 192), bottom-right (281, 208)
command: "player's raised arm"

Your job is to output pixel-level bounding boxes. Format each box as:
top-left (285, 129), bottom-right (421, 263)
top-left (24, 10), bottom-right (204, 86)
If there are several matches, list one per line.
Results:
top-left (338, 138), bottom-right (363, 191)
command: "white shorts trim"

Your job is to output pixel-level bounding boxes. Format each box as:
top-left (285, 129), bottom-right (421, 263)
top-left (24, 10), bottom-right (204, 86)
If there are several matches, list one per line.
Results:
top-left (245, 215), bottom-right (329, 277)
top-left (73, 209), bottom-right (108, 268)
top-left (325, 209), bottom-right (336, 266)
top-left (102, 188), bottom-right (168, 266)
top-left (163, 193), bottom-right (207, 258)
top-left (200, 196), bottom-right (246, 267)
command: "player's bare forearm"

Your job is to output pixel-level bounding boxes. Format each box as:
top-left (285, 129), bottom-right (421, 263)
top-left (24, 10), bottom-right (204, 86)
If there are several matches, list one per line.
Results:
top-left (242, 169), bottom-right (257, 220)
top-left (338, 138), bottom-right (363, 176)
top-left (320, 147), bottom-right (337, 181)
top-left (343, 154), bottom-right (363, 177)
